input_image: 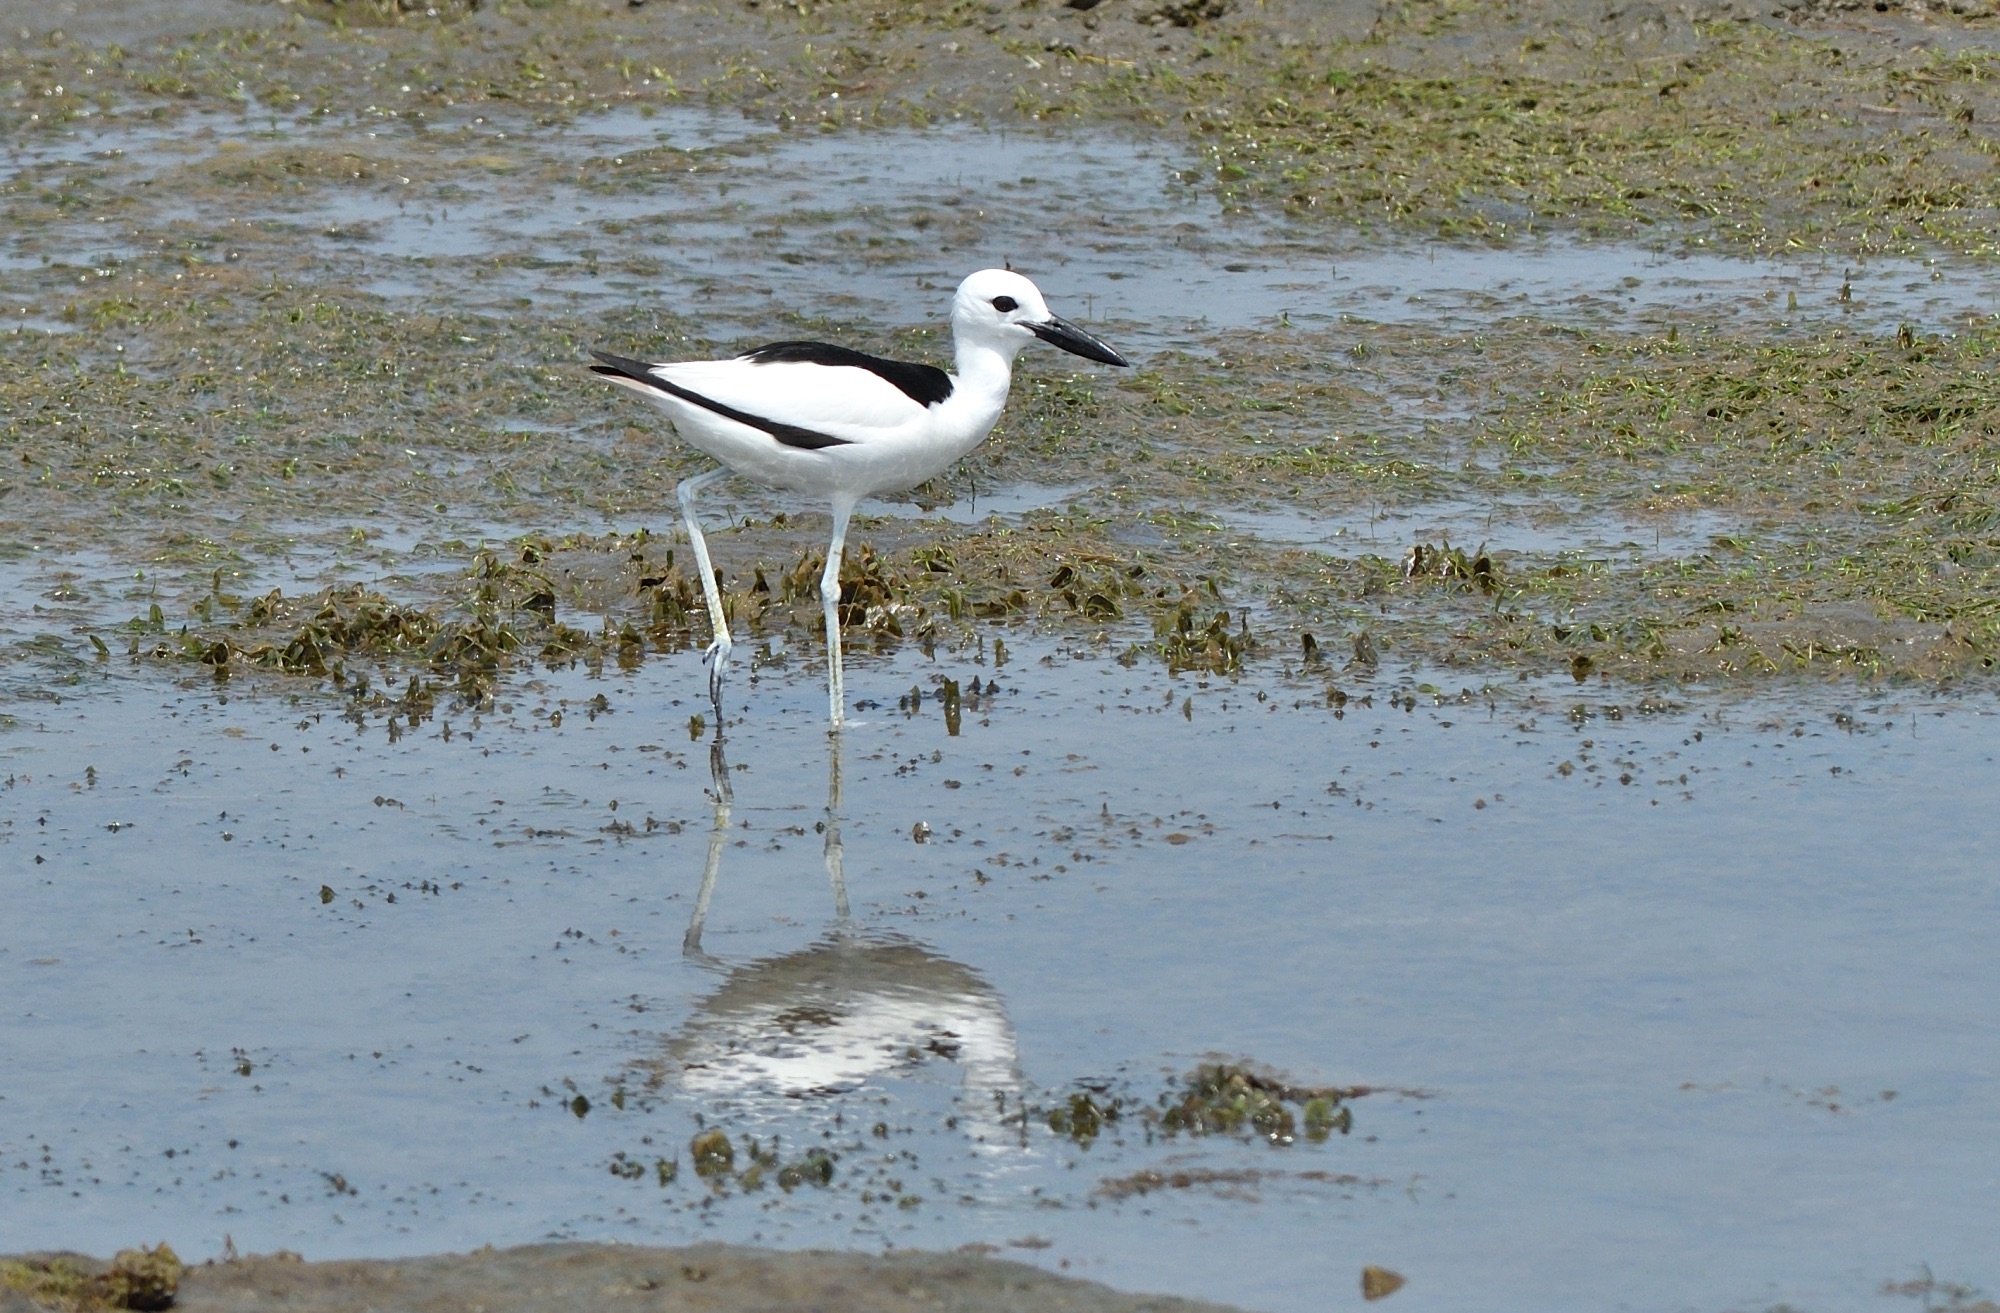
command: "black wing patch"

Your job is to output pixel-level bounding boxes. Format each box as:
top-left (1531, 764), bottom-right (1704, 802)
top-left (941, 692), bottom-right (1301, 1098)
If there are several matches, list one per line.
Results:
top-left (588, 351), bottom-right (852, 451)
top-left (741, 340), bottom-right (954, 408)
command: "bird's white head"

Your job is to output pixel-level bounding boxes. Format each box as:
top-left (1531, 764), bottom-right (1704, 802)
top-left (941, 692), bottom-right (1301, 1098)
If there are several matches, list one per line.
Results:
top-left (950, 269), bottom-right (1129, 369)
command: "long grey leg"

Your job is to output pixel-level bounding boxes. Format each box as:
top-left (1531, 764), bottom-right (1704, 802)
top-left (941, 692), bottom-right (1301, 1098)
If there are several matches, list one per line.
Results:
top-left (819, 496), bottom-right (857, 729)
top-left (677, 467), bottom-right (734, 720)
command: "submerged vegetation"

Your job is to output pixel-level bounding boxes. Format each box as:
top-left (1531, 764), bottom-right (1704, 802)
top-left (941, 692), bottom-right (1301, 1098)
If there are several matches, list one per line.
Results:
top-left (117, 527), bottom-right (1245, 712)
top-left (1040, 1063), bottom-right (1370, 1149)
top-left (587, 1061), bottom-right (1378, 1215)
top-left (1155, 1063), bottom-right (1359, 1144)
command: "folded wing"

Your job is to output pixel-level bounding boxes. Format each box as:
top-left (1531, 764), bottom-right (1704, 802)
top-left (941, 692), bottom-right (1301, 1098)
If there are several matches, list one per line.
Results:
top-left (590, 347), bottom-right (950, 452)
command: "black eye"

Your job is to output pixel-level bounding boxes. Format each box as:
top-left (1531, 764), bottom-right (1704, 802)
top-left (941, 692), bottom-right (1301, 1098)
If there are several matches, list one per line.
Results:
top-left (990, 296), bottom-right (1018, 313)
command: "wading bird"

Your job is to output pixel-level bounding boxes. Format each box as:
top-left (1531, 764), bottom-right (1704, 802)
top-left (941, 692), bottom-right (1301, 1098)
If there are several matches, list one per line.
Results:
top-left (590, 268), bottom-right (1128, 730)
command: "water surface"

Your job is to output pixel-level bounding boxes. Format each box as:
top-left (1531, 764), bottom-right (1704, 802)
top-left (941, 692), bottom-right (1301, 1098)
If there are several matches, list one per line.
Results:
top-left (3, 641), bottom-right (1995, 1312)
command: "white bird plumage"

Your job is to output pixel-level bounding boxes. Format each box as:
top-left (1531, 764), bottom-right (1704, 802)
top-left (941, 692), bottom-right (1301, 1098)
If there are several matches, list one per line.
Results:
top-left (591, 268), bottom-right (1128, 730)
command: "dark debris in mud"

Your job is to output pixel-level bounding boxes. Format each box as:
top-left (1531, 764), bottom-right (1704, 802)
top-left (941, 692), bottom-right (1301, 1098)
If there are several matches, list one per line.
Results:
top-left (116, 526), bottom-right (1246, 703)
top-left (1031, 1061), bottom-right (1383, 1155)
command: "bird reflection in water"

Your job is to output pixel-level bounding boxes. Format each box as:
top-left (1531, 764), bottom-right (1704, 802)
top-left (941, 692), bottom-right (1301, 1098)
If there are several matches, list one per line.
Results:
top-left (636, 731), bottom-right (1023, 1149)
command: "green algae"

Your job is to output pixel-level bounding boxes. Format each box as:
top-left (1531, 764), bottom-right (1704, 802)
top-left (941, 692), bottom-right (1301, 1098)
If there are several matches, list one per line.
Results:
top-left (677, 1128), bottom-right (835, 1193)
top-left (125, 524), bottom-right (1234, 708)
top-left (15, 255), bottom-right (2000, 693)
top-left (0, 1245), bottom-right (181, 1313)
top-left (1028, 1062), bottom-right (1375, 1154)
top-left (1153, 1063), bottom-right (1359, 1146)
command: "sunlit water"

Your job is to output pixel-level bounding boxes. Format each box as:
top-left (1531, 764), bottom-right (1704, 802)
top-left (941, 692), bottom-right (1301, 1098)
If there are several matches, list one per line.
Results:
top-left (3, 635), bottom-right (1996, 1313)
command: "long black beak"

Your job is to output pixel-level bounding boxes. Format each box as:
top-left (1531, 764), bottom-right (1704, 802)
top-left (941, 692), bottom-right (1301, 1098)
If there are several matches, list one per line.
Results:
top-left (1028, 313), bottom-right (1129, 368)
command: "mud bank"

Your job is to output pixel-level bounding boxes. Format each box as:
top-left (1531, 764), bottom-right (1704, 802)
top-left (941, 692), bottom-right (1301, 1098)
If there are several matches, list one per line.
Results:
top-left (4, 1243), bottom-right (1254, 1313)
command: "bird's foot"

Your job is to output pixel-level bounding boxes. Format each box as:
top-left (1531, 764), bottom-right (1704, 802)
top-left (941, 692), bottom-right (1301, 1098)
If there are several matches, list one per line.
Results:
top-left (704, 636), bottom-right (733, 722)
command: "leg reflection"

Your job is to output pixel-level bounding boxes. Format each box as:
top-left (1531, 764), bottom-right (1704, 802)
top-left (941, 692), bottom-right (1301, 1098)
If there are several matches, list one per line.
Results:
top-left (653, 727), bottom-right (1026, 1156)
top-left (824, 727), bottom-right (849, 923)
top-left (682, 732), bottom-right (732, 962)
top-left (684, 727), bottom-right (849, 958)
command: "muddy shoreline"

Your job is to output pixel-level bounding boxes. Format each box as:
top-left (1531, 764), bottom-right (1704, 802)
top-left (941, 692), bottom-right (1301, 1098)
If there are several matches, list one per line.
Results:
top-left (4, 1242), bottom-right (1259, 1312)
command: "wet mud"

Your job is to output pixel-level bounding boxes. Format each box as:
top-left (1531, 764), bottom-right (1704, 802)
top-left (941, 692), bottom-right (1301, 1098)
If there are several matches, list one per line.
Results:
top-left (3, 1242), bottom-right (1249, 1313)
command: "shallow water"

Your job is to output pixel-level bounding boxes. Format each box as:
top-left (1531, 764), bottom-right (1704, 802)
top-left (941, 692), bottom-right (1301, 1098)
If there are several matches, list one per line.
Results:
top-left (9, 103), bottom-right (2000, 350)
top-left (864, 479), bottom-right (1098, 525)
top-left (3, 640), bottom-right (1997, 1312)
top-left (1197, 500), bottom-right (1747, 561)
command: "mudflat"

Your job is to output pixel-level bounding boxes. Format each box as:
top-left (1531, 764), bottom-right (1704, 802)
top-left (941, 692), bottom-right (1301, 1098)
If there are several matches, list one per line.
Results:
top-left (3, 1244), bottom-right (1250, 1313)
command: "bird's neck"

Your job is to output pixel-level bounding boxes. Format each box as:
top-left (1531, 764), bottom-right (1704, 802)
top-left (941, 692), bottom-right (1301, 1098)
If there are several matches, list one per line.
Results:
top-left (929, 340), bottom-right (1018, 457)
top-left (952, 337), bottom-right (1018, 399)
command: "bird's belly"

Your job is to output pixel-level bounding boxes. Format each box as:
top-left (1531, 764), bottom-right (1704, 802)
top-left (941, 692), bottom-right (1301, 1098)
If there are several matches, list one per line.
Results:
top-left (651, 393), bottom-right (992, 500)
top-left (838, 410), bottom-right (999, 495)
top-left (834, 441), bottom-right (968, 496)
top-left (645, 397), bottom-right (831, 491)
